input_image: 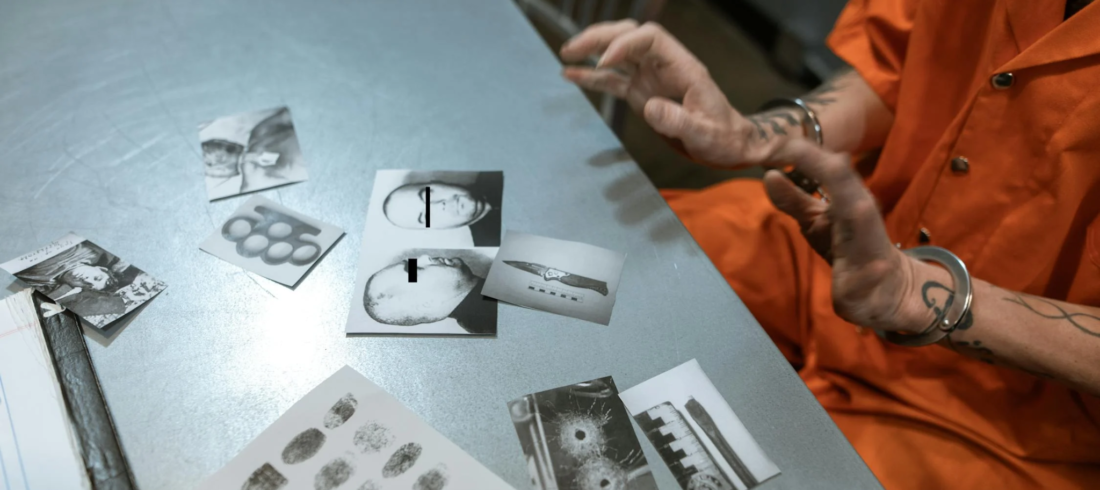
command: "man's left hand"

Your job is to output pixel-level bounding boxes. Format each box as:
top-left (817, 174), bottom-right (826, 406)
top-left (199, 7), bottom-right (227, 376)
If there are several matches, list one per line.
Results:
top-left (762, 141), bottom-right (924, 333)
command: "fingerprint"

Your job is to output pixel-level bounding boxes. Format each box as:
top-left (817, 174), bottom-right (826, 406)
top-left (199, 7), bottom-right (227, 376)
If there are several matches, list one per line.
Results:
top-left (324, 393), bottom-right (358, 429)
top-left (381, 442), bottom-right (423, 478)
top-left (356, 480), bottom-right (380, 490)
top-left (353, 421), bottom-right (395, 454)
top-left (574, 457), bottom-right (627, 490)
top-left (241, 463), bottom-right (287, 490)
top-left (314, 457), bottom-right (355, 490)
top-left (282, 428), bottom-right (326, 464)
top-left (413, 465), bottom-right (449, 490)
top-left (555, 410), bottom-right (610, 459)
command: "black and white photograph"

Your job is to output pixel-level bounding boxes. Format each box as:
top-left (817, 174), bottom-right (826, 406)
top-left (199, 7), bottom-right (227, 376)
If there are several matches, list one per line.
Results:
top-left (508, 376), bottom-right (657, 490)
top-left (365, 170), bottom-right (504, 248)
top-left (346, 248), bottom-right (497, 335)
top-left (199, 195), bottom-right (345, 287)
top-left (0, 233), bottom-right (167, 331)
top-left (199, 106), bottom-right (309, 201)
top-left (199, 366), bottom-right (515, 490)
top-left (619, 360), bottom-right (780, 490)
top-left (482, 231), bottom-right (626, 325)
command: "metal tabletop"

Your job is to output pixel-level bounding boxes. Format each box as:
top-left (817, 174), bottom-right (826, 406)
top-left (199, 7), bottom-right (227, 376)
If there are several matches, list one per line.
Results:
top-left (0, 0), bottom-right (880, 488)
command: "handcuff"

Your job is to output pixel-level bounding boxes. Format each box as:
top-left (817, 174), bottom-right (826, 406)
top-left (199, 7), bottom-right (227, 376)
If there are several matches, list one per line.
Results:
top-left (759, 97), bottom-right (827, 200)
top-left (760, 98), bottom-right (973, 346)
top-left (878, 246), bottom-right (973, 346)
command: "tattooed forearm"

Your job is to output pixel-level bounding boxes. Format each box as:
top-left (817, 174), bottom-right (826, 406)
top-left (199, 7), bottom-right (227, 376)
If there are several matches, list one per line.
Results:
top-left (1003, 294), bottom-right (1100, 338)
top-left (746, 109), bottom-right (798, 142)
top-left (801, 67), bottom-right (852, 107)
top-left (746, 68), bottom-right (853, 142)
top-left (920, 281), bottom-right (975, 330)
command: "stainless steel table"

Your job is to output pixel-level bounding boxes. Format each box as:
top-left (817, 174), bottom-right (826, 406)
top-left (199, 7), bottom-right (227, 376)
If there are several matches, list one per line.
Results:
top-left (0, 0), bottom-right (880, 488)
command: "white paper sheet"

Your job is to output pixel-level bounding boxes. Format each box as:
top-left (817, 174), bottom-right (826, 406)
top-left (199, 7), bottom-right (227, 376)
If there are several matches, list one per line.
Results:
top-left (199, 107), bottom-right (309, 201)
top-left (200, 195), bottom-right (345, 286)
top-left (619, 359), bottom-right (780, 490)
top-left (199, 366), bottom-right (514, 490)
top-left (0, 289), bottom-right (90, 490)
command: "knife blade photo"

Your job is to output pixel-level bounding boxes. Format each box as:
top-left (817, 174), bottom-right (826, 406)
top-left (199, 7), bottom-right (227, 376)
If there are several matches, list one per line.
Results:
top-left (504, 260), bottom-right (609, 296)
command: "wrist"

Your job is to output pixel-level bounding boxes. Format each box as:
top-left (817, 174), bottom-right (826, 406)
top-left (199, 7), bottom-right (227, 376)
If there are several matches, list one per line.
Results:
top-left (740, 107), bottom-right (814, 164)
top-left (892, 255), bottom-right (951, 333)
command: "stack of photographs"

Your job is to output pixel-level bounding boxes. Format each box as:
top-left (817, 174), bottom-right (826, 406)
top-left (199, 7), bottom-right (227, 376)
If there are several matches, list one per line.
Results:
top-left (346, 170), bottom-right (504, 335)
top-left (0, 233), bottom-right (166, 333)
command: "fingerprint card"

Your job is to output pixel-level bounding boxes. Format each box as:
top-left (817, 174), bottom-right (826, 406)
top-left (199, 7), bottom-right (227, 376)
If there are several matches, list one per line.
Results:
top-left (199, 366), bottom-right (515, 490)
top-left (507, 376), bottom-right (656, 490)
top-left (200, 195), bottom-right (344, 286)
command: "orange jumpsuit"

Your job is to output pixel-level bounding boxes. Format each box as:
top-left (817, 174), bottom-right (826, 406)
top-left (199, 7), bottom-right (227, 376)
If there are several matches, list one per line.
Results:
top-left (664, 1), bottom-right (1100, 488)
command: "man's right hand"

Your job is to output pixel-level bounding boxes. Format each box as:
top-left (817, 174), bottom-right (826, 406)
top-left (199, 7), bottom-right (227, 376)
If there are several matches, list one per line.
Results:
top-left (561, 20), bottom-right (774, 167)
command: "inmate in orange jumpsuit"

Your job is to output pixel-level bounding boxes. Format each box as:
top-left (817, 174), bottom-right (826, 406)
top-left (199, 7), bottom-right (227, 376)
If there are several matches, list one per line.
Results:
top-left (664, 1), bottom-right (1100, 488)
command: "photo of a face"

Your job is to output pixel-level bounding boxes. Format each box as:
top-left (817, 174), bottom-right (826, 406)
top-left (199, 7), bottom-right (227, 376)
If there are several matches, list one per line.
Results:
top-left (198, 106), bottom-right (309, 201)
top-left (365, 170), bottom-right (504, 249)
top-left (364, 255), bottom-right (479, 326)
top-left (384, 182), bottom-right (492, 230)
top-left (348, 248), bottom-right (497, 336)
top-left (0, 234), bottom-right (166, 331)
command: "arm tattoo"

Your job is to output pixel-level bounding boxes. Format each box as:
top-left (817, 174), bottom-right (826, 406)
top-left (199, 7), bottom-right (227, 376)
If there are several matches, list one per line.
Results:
top-left (1003, 294), bottom-right (1100, 338)
top-left (920, 281), bottom-right (975, 330)
top-left (746, 68), bottom-right (852, 142)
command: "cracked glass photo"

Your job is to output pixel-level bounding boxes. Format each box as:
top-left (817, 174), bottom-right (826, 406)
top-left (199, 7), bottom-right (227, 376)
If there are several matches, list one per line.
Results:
top-left (508, 376), bottom-right (656, 490)
top-left (199, 106), bottom-right (309, 201)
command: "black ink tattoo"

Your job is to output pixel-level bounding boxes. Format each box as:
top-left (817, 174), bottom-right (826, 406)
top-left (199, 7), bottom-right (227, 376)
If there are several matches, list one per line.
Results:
top-left (1003, 294), bottom-right (1100, 338)
top-left (952, 339), bottom-right (994, 364)
top-left (746, 109), bottom-right (797, 142)
top-left (801, 68), bottom-right (851, 107)
top-left (920, 281), bottom-right (974, 330)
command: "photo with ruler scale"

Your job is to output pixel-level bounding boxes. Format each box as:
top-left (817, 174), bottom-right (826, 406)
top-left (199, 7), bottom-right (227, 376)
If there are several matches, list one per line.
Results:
top-left (199, 106), bottom-right (309, 201)
top-left (199, 366), bottom-right (514, 490)
top-left (0, 233), bottom-right (166, 331)
top-left (508, 376), bottom-right (657, 490)
top-left (199, 195), bottom-right (345, 287)
top-left (619, 360), bottom-right (780, 490)
top-left (482, 231), bottom-right (625, 325)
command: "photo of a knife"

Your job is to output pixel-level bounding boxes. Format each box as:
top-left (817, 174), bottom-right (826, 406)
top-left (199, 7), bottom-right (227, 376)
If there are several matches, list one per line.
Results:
top-left (504, 260), bottom-right (609, 296)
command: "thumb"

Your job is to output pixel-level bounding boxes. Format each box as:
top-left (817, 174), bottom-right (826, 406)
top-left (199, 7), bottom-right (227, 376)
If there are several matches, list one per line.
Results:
top-left (643, 97), bottom-right (700, 140)
top-left (763, 169), bottom-right (823, 226)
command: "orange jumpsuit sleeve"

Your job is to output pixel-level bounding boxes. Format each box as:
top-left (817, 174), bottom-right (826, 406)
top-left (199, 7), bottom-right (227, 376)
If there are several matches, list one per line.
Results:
top-left (826, 0), bottom-right (919, 112)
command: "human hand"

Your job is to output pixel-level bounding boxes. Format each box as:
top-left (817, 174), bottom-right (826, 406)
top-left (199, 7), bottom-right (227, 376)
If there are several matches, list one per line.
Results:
top-left (560, 21), bottom-right (772, 167)
top-left (763, 140), bottom-right (925, 332)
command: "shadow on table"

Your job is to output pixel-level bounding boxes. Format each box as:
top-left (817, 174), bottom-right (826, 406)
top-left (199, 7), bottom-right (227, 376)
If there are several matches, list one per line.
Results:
top-left (587, 148), bottom-right (702, 251)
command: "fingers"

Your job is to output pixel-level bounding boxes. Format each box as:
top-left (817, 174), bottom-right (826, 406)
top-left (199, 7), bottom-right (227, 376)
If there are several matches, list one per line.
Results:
top-left (560, 19), bottom-right (639, 63)
top-left (561, 66), bottom-right (630, 98)
top-left (762, 169), bottom-right (826, 227)
top-left (776, 140), bottom-right (890, 260)
top-left (643, 97), bottom-right (702, 140)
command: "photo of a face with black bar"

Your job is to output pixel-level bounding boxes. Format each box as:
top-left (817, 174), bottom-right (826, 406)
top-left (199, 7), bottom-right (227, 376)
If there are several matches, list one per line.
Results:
top-left (378, 171), bottom-right (503, 247)
top-left (351, 248), bottom-right (497, 335)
